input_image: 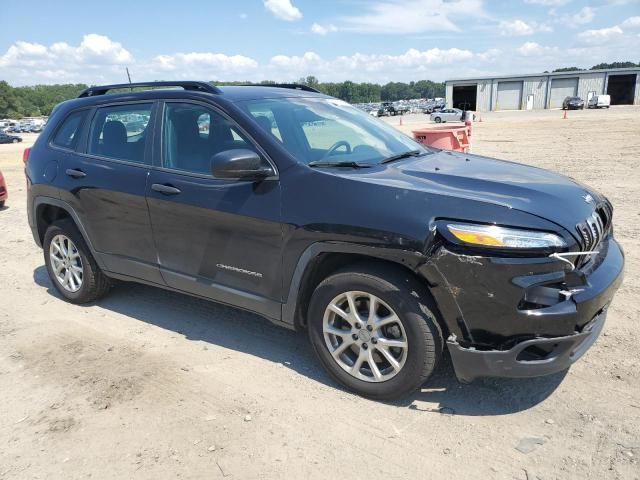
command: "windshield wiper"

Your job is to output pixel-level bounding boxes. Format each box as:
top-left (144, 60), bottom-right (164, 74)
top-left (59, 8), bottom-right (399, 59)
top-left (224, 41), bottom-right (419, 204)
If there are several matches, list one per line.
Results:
top-left (380, 150), bottom-right (424, 164)
top-left (308, 160), bottom-right (372, 168)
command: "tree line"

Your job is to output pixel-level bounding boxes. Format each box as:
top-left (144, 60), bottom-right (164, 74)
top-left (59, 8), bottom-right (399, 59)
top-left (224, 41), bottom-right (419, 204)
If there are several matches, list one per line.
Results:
top-left (212, 77), bottom-right (445, 103)
top-left (0, 81), bottom-right (88, 119)
top-left (0, 77), bottom-right (445, 118)
top-left (2, 61), bottom-right (637, 118)
top-left (552, 61), bottom-right (639, 72)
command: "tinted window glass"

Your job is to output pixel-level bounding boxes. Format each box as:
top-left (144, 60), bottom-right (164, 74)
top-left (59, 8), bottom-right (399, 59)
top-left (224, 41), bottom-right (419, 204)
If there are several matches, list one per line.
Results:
top-left (163, 103), bottom-right (253, 175)
top-left (52, 110), bottom-right (86, 149)
top-left (88, 104), bottom-right (152, 163)
top-left (239, 97), bottom-right (427, 165)
top-left (246, 104), bottom-right (283, 141)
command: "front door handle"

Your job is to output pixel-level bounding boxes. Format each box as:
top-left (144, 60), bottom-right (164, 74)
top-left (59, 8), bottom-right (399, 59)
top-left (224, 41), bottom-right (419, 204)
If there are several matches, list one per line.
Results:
top-left (65, 168), bottom-right (86, 178)
top-left (151, 183), bottom-right (181, 195)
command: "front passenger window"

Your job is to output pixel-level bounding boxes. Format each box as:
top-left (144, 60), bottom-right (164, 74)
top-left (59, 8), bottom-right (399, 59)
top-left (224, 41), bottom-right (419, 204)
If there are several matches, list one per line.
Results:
top-left (88, 104), bottom-right (152, 163)
top-left (163, 103), bottom-right (253, 175)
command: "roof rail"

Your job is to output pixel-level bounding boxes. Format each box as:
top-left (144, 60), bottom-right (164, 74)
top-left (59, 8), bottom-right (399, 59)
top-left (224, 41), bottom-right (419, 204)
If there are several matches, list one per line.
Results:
top-left (78, 81), bottom-right (221, 98)
top-left (242, 83), bottom-right (321, 93)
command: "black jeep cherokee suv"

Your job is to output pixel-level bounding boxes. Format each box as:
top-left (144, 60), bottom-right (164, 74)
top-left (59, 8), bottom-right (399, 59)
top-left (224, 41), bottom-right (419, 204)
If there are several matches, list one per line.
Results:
top-left (25, 81), bottom-right (624, 400)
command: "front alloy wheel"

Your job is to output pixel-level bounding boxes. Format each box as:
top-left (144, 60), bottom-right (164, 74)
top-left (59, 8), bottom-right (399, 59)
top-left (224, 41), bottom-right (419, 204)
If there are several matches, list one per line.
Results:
top-left (308, 265), bottom-right (443, 400)
top-left (49, 234), bottom-right (84, 292)
top-left (323, 291), bottom-right (408, 382)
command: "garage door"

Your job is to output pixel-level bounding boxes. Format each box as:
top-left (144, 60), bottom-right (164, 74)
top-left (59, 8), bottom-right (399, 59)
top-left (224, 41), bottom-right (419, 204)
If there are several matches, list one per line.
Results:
top-left (549, 77), bottom-right (578, 108)
top-left (496, 81), bottom-right (523, 110)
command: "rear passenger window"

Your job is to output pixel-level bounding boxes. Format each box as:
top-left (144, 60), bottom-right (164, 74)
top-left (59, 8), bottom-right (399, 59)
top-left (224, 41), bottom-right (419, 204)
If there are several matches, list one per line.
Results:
top-left (163, 103), bottom-right (253, 175)
top-left (88, 104), bottom-right (152, 163)
top-left (52, 110), bottom-right (87, 149)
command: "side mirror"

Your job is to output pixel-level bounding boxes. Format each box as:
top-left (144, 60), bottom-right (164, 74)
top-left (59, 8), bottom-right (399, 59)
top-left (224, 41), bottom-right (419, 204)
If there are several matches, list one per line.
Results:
top-left (211, 149), bottom-right (275, 181)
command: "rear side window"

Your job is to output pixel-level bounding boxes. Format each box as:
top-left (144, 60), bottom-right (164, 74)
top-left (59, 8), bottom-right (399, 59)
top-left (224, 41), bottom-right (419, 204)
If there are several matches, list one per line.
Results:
top-left (87, 103), bottom-right (153, 163)
top-left (52, 110), bottom-right (87, 149)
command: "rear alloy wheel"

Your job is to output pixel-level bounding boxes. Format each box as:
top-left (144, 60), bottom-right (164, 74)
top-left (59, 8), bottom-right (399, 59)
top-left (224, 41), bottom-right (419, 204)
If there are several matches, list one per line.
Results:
top-left (308, 266), bottom-right (443, 400)
top-left (12, 138), bottom-right (18, 143)
top-left (49, 234), bottom-right (84, 293)
top-left (44, 219), bottom-right (111, 303)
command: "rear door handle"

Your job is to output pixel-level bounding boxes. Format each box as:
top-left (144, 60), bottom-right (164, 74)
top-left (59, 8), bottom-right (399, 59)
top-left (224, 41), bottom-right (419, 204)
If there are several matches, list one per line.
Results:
top-left (151, 183), bottom-right (181, 195)
top-left (65, 169), bottom-right (86, 178)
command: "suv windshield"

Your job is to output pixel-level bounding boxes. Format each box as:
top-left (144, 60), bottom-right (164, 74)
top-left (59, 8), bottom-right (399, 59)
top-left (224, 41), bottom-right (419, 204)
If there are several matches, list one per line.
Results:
top-left (241, 97), bottom-right (429, 165)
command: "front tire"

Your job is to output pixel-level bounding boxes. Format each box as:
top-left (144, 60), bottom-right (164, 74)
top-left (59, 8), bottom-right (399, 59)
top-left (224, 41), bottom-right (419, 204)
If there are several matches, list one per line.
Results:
top-left (434, 117), bottom-right (442, 123)
top-left (43, 219), bottom-right (111, 303)
top-left (308, 265), bottom-right (443, 400)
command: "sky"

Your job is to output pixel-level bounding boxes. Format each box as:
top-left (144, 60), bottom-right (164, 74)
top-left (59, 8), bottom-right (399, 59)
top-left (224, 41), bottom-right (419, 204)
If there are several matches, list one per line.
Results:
top-left (1, 0), bottom-right (639, 86)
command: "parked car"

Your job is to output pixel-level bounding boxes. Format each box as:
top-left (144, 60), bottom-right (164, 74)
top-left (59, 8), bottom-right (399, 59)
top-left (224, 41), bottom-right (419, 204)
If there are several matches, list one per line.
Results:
top-left (0, 169), bottom-right (7, 208)
top-left (0, 131), bottom-right (22, 144)
top-left (588, 94), bottom-right (611, 109)
top-left (377, 102), bottom-right (409, 117)
top-left (562, 96), bottom-right (585, 110)
top-left (26, 81), bottom-right (624, 400)
top-left (430, 108), bottom-right (463, 123)
top-left (423, 103), bottom-right (445, 114)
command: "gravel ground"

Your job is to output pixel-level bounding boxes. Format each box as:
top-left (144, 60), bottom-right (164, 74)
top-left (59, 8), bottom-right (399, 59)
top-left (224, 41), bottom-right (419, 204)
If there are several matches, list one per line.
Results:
top-left (1, 107), bottom-right (639, 480)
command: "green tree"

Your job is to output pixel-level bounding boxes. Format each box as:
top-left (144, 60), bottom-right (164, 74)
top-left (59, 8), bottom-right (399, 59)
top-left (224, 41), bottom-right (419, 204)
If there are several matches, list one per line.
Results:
top-left (553, 67), bottom-right (583, 72)
top-left (0, 81), bottom-right (22, 117)
top-left (590, 61), bottom-right (639, 70)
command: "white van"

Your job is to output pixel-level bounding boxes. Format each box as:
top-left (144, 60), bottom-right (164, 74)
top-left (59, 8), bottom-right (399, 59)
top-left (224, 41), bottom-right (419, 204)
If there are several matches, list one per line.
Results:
top-left (588, 94), bottom-right (611, 109)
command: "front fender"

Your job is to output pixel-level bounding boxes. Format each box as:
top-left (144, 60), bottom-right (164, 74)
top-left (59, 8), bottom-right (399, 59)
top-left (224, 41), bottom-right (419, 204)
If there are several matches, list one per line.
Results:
top-left (280, 241), bottom-right (464, 338)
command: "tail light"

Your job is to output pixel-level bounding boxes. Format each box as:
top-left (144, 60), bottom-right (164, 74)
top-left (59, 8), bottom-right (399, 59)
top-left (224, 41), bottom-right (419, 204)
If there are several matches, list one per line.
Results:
top-left (23, 147), bottom-right (31, 164)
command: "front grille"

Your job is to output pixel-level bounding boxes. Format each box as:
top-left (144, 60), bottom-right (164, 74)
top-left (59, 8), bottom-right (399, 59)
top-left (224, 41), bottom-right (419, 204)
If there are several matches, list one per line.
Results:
top-left (575, 201), bottom-right (613, 266)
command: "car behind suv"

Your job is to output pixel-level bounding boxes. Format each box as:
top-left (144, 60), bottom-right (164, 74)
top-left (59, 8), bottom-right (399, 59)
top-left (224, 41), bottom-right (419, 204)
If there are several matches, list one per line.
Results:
top-left (562, 96), bottom-right (585, 110)
top-left (25, 81), bottom-right (624, 400)
top-left (0, 131), bottom-right (22, 144)
top-left (430, 108), bottom-right (463, 123)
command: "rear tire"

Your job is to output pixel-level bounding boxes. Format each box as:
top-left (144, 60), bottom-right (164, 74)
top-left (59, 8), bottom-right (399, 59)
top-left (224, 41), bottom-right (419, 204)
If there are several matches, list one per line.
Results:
top-left (43, 218), bottom-right (111, 304)
top-left (308, 265), bottom-right (443, 400)
top-left (12, 138), bottom-right (18, 143)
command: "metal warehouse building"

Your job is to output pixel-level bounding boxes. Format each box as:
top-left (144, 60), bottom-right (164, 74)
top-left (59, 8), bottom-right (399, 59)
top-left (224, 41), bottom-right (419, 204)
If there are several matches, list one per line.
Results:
top-left (445, 67), bottom-right (640, 112)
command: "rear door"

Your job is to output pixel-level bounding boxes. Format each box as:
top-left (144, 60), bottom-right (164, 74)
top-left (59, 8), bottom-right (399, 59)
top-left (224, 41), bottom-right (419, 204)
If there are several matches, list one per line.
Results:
top-left (146, 100), bottom-right (283, 321)
top-left (56, 102), bottom-right (163, 284)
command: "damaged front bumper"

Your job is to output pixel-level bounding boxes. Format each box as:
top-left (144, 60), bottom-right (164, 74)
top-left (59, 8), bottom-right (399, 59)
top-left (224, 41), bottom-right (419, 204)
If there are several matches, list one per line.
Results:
top-left (447, 308), bottom-right (607, 382)
top-left (422, 236), bottom-right (624, 382)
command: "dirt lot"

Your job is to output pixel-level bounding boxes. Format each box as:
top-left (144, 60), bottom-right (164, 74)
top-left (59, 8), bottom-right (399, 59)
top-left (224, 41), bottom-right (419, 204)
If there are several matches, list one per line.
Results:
top-left (1, 107), bottom-right (639, 480)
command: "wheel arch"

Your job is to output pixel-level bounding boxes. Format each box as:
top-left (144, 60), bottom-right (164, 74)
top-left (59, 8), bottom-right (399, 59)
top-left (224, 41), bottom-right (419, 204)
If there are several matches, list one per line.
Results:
top-left (33, 197), bottom-right (103, 268)
top-left (282, 243), bottom-right (449, 337)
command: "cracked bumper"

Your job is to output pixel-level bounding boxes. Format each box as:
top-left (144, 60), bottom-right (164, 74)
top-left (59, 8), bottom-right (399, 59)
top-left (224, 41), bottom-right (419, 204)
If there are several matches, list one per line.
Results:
top-left (447, 309), bottom-right (607, 382)
top-left (443, 237), bottom-right (623, 382)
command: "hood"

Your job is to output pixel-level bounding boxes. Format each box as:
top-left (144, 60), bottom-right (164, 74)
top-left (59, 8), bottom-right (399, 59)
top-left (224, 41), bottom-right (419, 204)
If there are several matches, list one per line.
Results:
top-left (360, 150), bottom-right (603, 235)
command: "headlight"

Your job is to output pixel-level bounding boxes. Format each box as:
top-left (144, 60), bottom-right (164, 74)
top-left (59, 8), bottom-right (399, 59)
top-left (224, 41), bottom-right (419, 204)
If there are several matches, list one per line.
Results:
top-left (445, 223), bottom-right (566, 249)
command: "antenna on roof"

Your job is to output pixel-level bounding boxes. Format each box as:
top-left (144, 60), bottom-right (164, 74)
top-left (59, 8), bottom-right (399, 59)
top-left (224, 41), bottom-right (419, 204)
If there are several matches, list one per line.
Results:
top-left (125, 67), bottom-right (133, 91)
